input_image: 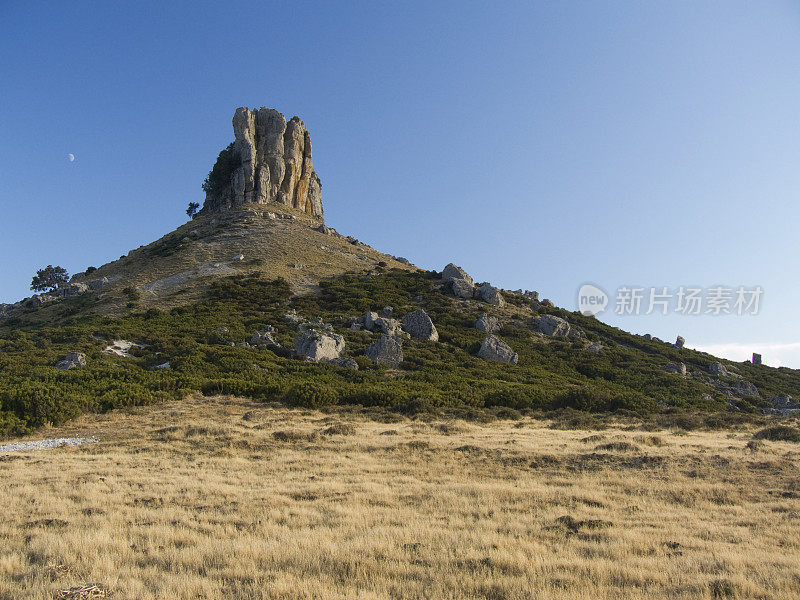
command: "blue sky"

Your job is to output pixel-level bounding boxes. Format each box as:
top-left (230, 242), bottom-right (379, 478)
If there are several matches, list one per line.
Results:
top-left (1, 1), bottom-right (799, 366)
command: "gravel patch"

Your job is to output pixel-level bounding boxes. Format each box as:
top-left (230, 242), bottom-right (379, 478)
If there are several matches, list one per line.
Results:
top-left (0, 436), bottom-right (98, 454)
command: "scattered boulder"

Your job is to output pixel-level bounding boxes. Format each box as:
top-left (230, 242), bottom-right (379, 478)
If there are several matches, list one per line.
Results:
top-left (586, 342), bottom-right (603, 354)
top-left (708, 362), bottom-right (729, 377)
top-left (477, 335), bottom-right (518, 364)
top-left (151, 362), bottom-right (171, 370)
top-left (540, 299), bottom-right (554, 307)
top-left (675, 336), bottom-right (685, 349)
top-left (294, 329), bottom-right (345, 362)
top-left (537, 314), bottom-right (571, 337)
top-left (475, 284), bottom-right (505, 307)
top-left (55, 352), bottom-right (86, 370)
top-left (380, 306), bottom-right (394, 317)
top-left (475, 313), bottom-right (502, 333)
top-left (402, 309), bottom-right (439, 341)
top-left (396, 257), bottom-right (411, 265)
top-left (314, 224), bottom-right (331, 234)
top-left (663, 362), bottom-right (687, 376)
top-left (365, 335), bottom-right (404, 367)
top-left (232, 254), bottom-right (245, 261)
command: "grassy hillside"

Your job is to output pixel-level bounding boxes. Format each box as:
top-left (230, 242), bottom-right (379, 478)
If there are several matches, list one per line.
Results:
top-left (1, 268), bottom-right (797, 438)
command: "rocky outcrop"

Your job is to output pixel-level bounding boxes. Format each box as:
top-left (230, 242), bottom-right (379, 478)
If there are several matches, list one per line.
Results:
top-left (586, 342), bottom-right (603, 354)
top-left (366, 335), bottom-right (404, 367)
top-left (402, 309), bottom-right (438, 342)
top-left (202, 107), bottom-right (323, 219)
top-left (675, 336), bottom-right (685, 349)
top-left (663, 362), bottom-right (687, 376)
top-left (477, 335), bottom-right (518, 364)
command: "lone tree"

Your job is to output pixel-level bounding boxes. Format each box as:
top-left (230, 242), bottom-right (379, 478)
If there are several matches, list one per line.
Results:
top-left (31, 265), bottom-right (69, 293)
top-left (186, 202), bottom-right (200, 218)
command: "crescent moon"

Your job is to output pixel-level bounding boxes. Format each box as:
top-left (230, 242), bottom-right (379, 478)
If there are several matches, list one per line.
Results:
top-left (67, 154), bottom-right (75, 162)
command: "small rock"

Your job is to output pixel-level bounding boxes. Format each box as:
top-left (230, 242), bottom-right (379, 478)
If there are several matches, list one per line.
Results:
top-left (151, 362), bottom-right (171, 370)
top-left (586, 342), bottom-right (603, 354)
top-left (233, 254), bottom-right (245, 261)
top-left (380, 306), bottom-right (394, 317)
top-left (477, 335), bottom-right (518, 364)
top-left (325, 357), bottom-right (358, 370)
top-left (55, 352), bottom-right (86, 370)
top-left (675, 336), bottom-right (685, 349)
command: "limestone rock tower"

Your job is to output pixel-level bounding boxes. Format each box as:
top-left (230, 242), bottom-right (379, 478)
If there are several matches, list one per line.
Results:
top-left (201, 107), bottom-right (323, 219)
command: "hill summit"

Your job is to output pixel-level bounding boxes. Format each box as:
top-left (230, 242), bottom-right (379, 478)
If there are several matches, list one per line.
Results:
top-left (201, 107), bottom-right (324, 219)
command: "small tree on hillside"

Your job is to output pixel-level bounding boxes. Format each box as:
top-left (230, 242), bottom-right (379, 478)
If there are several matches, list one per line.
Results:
top-left (186, 202), bottom-right (200, 218)
top-left (31, 265), bottom-right (69, 293)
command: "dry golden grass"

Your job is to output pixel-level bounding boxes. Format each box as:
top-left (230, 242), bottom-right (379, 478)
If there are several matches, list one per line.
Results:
top-left (1, 397), bottom-right (798, 599)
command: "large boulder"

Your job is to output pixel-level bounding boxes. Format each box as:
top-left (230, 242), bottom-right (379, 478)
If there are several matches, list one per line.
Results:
top-left (294, 329), bottom-right (345, 362)
top-left (402, 310), bottom-right (438, 341)
top-left (675, 336), bottom-right (685, 349)
top-left (475, 313), bottom-right (502, 333)
top-left (586, 342), bottom-right (603, 354)
top-left (477, 335), bottom-right (518, 364)
top-left (55, 352), bottom-right (86, 370)
top-left (475, 284), bottom-right (505, 307)
top-left (365, 335), bottom-right (404, 367)
top-left (537, 314), bottom-right (571, 337)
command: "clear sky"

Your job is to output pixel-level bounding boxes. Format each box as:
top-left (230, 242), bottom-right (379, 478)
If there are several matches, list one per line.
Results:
top-left (1, 1), bottom-right (799, 366)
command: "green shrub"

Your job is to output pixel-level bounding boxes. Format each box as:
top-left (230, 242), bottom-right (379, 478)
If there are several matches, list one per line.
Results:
top-left (753, 425), bottom-right (800, 442)
top-left (285, 382), bottom-right (339, 409)
top-left (202, 142), bottom-right (240, 196)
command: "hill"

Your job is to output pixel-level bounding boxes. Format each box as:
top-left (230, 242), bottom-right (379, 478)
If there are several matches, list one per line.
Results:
top-left (0, 106), bottom-right (797, 438)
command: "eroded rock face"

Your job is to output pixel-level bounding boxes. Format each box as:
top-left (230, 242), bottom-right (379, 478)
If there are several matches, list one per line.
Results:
top-left (537, 315), bottom-right (571, 337)
top-left (203, 107), bottom-right (323, 219)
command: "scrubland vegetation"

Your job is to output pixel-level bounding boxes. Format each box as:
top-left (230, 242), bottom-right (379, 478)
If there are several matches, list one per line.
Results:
top-left (1, 270), bottom-right (798, 437)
